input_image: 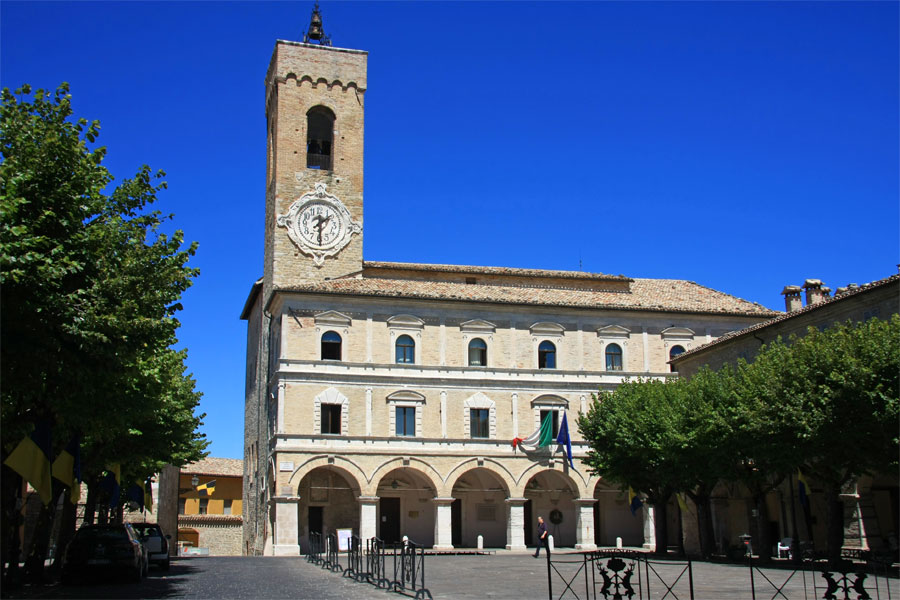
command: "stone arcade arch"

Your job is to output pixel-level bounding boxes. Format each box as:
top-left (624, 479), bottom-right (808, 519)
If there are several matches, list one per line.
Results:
top-left (374, 467), bottom-right (438, 546)
top-left (523, 469), bottom-right (579, 548)
top-left (593, 479), bottom-right (644, 548)
top-left (449, 467), bottom-right (511, 548)
top-left (294, 464), bottom-right (363, 554)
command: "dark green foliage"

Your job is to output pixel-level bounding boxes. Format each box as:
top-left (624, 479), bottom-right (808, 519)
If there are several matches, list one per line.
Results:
top-left (1, 83), bottom-right (207, 511)
top-left (577, 314), bottom-right (899, 560)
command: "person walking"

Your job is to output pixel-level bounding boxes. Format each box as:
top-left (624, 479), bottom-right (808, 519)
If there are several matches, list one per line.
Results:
top-left (533, 515), bottom-right (549, 558)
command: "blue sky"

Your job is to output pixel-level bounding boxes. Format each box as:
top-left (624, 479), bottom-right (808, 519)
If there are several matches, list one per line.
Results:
top-left (2, 1), bottom-right (897, 460)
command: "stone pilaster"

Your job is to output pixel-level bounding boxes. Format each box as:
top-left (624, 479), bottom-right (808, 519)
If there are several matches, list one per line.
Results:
top-left (271, 496), bottom-right (301, 556)
top-left (358, 496), bottom-right (379, 543)
top-left (433, 497), bottom-right (455, 550)
top-left (574, 499), bottom-right (598, 550)
top-left (642, 505), bottom-right (656, 551)
top-left (506, 498), bottom-right (528, 551)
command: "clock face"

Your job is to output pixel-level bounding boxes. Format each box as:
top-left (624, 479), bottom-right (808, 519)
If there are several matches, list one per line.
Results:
top-left (296, 201), bottom-right (343, 249)
top-left (276, 183), bottom-right (361, 267)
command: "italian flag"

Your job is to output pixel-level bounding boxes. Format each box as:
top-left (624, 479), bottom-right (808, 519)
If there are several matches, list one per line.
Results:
top-left (512, 413), bottom-right (554, 452)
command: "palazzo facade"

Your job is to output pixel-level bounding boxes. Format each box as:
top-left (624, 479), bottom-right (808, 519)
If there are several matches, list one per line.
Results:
top-left (241, 31), bottom-right (777, 556)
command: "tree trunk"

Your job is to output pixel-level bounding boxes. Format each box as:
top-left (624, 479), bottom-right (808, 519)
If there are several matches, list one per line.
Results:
top-left (652, 497), bottom-right (670, 556)
top-left (823, 482), bottom-right (844, 566)
top-left (22, 484), bottom-right (60, 584)
top-left (1, 470), bottom-right (23, 591)
top-left (83, 479), bottom-right (97, 526)
top-left (49, 495), bottom-right (76, 579)
top-left (693, 493), bottom-right (716, 559)
top-left (754, 492), bottom-right (772, 561)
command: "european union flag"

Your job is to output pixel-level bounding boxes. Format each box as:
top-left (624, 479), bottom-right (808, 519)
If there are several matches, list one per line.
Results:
top-left (555, 413), bottom-right (574, 469)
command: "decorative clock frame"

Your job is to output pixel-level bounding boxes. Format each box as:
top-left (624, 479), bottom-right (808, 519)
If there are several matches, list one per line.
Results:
top-left (276, 183), bottom-right (361, 267)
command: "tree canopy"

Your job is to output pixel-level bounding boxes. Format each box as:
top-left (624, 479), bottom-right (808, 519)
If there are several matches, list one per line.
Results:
top-left (1, 83), bottom-right (207, 511)
top-left (578, 314), bottom-right (899, 560)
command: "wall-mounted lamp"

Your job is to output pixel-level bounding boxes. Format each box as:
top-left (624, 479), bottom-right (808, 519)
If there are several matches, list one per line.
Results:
top-left (191, 475), bottom-right (199, 488)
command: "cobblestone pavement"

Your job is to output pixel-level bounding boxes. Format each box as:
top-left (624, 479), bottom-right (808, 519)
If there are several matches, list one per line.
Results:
top-left (3, 552), bottom-right (896, 599)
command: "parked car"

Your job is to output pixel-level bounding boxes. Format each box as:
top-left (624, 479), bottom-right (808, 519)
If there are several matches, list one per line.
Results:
top-left (61, 523), bottom-right (148, 584)
top-left (131, 522), bottom-right (171, 570)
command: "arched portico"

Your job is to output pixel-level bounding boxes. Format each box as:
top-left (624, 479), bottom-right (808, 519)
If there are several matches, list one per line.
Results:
top-left (373, 467), bottom-right (438, 546)
top-left (295, 466), bottom-right (362, 554)
top-left (593, 479), bottom-right (643, 547)
top-left (450, 467), bottom-right (511, 548)
top-left (523, 469), bottom-right (579, 548)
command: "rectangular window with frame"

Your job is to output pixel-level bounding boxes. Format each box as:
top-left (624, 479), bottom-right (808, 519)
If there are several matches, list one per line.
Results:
top-left (540, 409), bottom-right (559, 439)
top-left (223, 499), bottom-right (233, 515)
top-left (321, 404), bottom-right (342, 434)
top-left (199, 498), bottom-right (209, 515)
top-left (470, 408), bottom-right (490, 439)
top-left (178, 498), bottom-right (186, 515)
top-left (396, 406), bottom-right (416, 437)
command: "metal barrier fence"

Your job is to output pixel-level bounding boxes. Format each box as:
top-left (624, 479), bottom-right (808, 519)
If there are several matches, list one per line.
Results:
top-left (343, 535), bottom-right (365, 582)
top-left (546, 549), bottom-right (694, 600)
top-left (748, 556), bottom-right (897, 600)
top-left (305, 535), bottom-right (431, 599)
top-left (392, 538), bottom-right (430, 600)
top-left (367, 536), bottom-right (391, 589)
top-left (307, 532), bottom-right (323, 565)
top-left (322, 533), bottom-right (342, 572)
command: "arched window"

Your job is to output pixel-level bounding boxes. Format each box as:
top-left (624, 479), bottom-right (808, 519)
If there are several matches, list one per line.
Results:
top-left (468, 338), bottom-right (487, 366)
top-left (605, 343), bottom-right (623, 371)
top-left (395, 335), bottom-right (415, 364)
top-left (321, 331), bottom-right (342, 361)
top-left (669, 345), bottom-right (685, 372)
top-left (538, 341), bottom-right (556, 369)
top-left (306, 106), bottom-right (334, 170)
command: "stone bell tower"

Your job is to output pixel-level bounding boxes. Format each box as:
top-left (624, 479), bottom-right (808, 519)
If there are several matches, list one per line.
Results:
top-left (263, 4), bottom-right (366, 291)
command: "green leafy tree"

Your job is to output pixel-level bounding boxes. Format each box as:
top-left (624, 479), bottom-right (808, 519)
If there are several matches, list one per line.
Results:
top-left (1, 84), bottom-right (206, 583)
top-left (676, 366), bottom-right (741, 558)
top-left (750, 317), bottom-right (900, 562)
top-left (578, 377), bottom-right (691, 555)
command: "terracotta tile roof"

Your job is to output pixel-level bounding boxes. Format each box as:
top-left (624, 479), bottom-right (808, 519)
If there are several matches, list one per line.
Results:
top-left (671, 273), bottom-right (900, 362)
top-left (178, 514), bottom-right (242, 525)
top-left (273, 262), bottom-right (776, 317)
top-left (364, 261), bottom-right (631, 282)
top-left (182, 457), bottom-right (243, 477)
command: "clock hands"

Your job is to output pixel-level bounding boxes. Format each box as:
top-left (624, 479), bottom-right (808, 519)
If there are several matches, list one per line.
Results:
top-left (312, 213), bottom-right (332, 245)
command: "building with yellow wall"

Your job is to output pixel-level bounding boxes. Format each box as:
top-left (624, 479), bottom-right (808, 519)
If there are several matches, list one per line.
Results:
top-left (178, 457), bottom-right (243, 556)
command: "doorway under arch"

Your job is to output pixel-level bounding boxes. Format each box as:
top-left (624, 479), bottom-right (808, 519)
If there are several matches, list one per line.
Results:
top-left (375, 468), bottom-right (437, 546)
top-left (524, 470), bottom-right (578, 547)
top-left (593, 480), bottom-right (643, 547)
top-left (450, 467), bottom-right (510, 548)
top-left (296, 466), bottom-right (360, 553)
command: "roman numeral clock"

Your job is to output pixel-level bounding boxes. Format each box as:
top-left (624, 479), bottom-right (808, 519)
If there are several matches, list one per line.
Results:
top-left (276, 183), bottom-right (362, 267)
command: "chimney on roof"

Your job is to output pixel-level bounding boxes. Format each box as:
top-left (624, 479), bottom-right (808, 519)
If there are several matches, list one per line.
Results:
top-left (781, 285), bottom-right (802, 312)
top-left (802, 279), bottom-right (827, 306)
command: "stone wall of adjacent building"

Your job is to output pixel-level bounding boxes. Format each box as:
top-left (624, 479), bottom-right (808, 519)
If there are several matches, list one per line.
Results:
top-left (180, 517), bottom-right (243, 556)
